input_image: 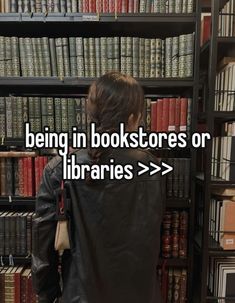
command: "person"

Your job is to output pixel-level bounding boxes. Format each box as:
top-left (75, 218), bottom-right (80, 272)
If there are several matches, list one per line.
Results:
top-left (32, 72), bottom-right (165, 303)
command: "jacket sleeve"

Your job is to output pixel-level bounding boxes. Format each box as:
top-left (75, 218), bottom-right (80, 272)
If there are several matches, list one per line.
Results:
top-left (31, 161), bottom-right (62, 303)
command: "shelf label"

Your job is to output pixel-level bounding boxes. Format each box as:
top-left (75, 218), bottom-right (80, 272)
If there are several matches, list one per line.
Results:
top-left (82, 15), bottom-right (99, 22)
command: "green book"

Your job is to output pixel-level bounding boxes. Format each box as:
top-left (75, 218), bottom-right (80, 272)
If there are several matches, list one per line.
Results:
top-left (68, 98), bottom-right (76, 139)
top-left (35, 0), bottom-right (42, 12)
top-left (144, 39), bottom-right (150, 78)
top-left (34, 97), bottom-right (42, 132)
top-left (120, 37), bottom-right (127, 75)
top-left (76, 37), bottom-right (85, 77)
top-left (32, 38), bottom-right (40, 77)
top-left (113, 37), bottom-right (120, 72)
top-left (5, 37), bottom-right (12, 77)
top-left (62, 38), bottom-right (71, 77)
top-left (140, 0), bottom-right (146, 13)
top-left (42, 37), bottom-right (52, 77)
top-left (175, 0), bottom-right (182, 13)
top-left (74, 98), bottom-right (82, 131)
top-left (150, 39), bottom-right (156, 78)
top-left (36, 38), bottom-right (44, 77)
top-left (6, 97), bottom-right (13, 138)
top-left (165, 37), bottom-right (173, 78)
top-left (55, 38), bottom-right (65, 78)
top-left (185, 33), bottom-right (194, 78)
top-left (156, 38), bottom-right (162, 78)
top-left (41, 97), bottom-right (47, 131)
top-left (133, 37), bottom-right (139, 78)
top-left (139, 38), bottom-right (145, 78)
top-left (49, 38), bottom-right (58, 77)
top-left (67, 0), bottom-right (72, 12)
top-left (182, 0), bottom-right (187, 13)
top-left (54, 98), bottom-right (62, 133)
top-left (16, 97), bottom-right (24, 138)
top-left (30, 0), bottom-right (36, 12)
top-left (83, 38), bottom-right (90, 77)
top-left (172, 36), bottom-right (179, 78)
top-left (107, 37), bottom-right (113, 72)
top-left (24, 0), bottom-right (30, 12)
top-left (28, 97), bottom-right (35, 132)
top-left (95, 38), bottom-right (101, 77)
top-left (47, 97), bottom-right (55, 131)
top-left (168, 0), bottom-right (175, 13)
top-left (161, 39), bottom-right (165, 77)
top-left (126, 37), bottom-right (133, 76)
top-left (0, 97), bottom-right (6, 139)
top-left (69, 37), bottom-right (77, 77)
top-left (25, 37), bottom-right (35, 77)
top-left (179, 34), bottom-right (187, 78)
top-left (12, 97), bottom-right (18, 138)
top-left (100, 37), bottom-right (107, 76)
top-left (187, 0), bottom-right (194, 13)
top-left (11, 37), bottom-right (20, 77)
top-left (61, 98), bottom-right (68, 132)
top-left (89, 38), bottom-right (96, 77)
top-left (0, 37), bottom-right (5, 76)
top-left (72, 0), bottom-right (78, 12)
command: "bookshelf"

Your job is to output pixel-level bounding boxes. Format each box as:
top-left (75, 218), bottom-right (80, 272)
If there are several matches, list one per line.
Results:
top-left (0, 1), bottom-right (202, 302)
top-left (194, 0), bottom-right (235, 302)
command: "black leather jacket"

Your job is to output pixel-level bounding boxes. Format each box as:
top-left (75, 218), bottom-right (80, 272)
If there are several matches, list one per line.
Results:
top-left (32, 149), bottom-right (165, 303)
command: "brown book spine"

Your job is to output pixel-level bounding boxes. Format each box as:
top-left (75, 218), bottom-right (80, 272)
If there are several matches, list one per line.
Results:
top-left (162, 98), bottom-right (170, 132)
top-left (175, 98), bottom-right (181, 133)
top-left (162, 212), bottom-right (172, 258)
top-left (18, 158), bottom-right (24, 196)
top-left (168, 98), bottom-right (176, 132)
top-left (23, 158), bottom-right (28, 197)
top-left (156, 99), bottom-right (163, 132)
top-left (179, 98), bottom-right (188, 132)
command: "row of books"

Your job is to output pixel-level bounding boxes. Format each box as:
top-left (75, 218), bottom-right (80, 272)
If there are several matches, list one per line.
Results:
top-left (209, 198), bottom-right (235, 250)
top-left (0, 0), bottom-right (194, 14)
top-left (0, 96), bottom-right (192, 140)
top-left (158, 267), bottom-right (187, 303)
top-left (219, 0), bottom-right (235, 37)
top-left (162, 210), bottom-right (188, 259)
top-left (0, 267), bottom-right (38, 303)
top-left (148, 97), bottom-right (191, 133)
top-left (0, 212), bottom-right (34, 257)
top-left (0, 34), bottom-right (195, 78)
top-left (211, 122), bottom-right (235, 181)
top-left (208, 257), bottom-right (235, 300)
top-left (215, 61), bottom-right (235, 111)
top-left (0, 156), bottom-right (48, 197)
top-left (166, 158), bottom-right (190, 199)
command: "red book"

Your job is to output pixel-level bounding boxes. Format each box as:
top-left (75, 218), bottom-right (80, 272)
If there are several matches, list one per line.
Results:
top-left (89, 0), bottom-right (96, 13)
top-left (156, 99), bottom-right (163, 132)
top-left (43, 156), bottom-right (48, 168)
top-left (27, 157), bottom-right (33, 197)
top-left (83, 0), bottom-right (89, 12)
top-left (34, 157), bottom-right (39, 194)
top-left (133, 0), bottom-right (139, 13)
top-left (23, 158), bottom-right (28, 197)
top-left (151, 101), bottom-right (157, 132)
top-left (128, 0), bottom-right (134, 12)
top-left (103, 0), bottom-right (108, 12)
top-left (117, 0), bottom-right (122, 12)
top-left (109, 0), bottom-right (115, 12)
top-left (121, 0), bottom-right (127, 12)
top-left (175, 98), bottom-right (181, 133)
top-left (14, 267), bottom-right (24, 303)
top-left (39, 157), bottom-right (45, 186)
top-left (180, 98), bottom-right (188, 132)
top-left (162, 98), bottom-right (170, 132)
top-left (201, 15), bottom-right (211, 46)
top-left (18, 158), bottom-right (24, 196)
top-left (96, 0), bottom-right (102, 13)
top-left (168, 98), bottom-right (176, 132)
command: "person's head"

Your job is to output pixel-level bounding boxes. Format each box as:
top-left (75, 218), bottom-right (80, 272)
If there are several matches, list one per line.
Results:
top-left (87, 72), bottom-right (145, 133)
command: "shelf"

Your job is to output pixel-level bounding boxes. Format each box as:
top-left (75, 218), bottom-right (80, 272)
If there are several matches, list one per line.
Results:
top-left (166, 198), bottom-right (191, 208)
top-left (198, 111), bottom-right (235, 123)
top-left (1, 256), bottom-right (31, 266)
top-left (0, 13), bottom-right (196, 37)
top-left (201, 37), bottom-right (235, 68)
top-left (0, 196), bottom-right (35, 207)
top-left (196, 173), bottom-right (235, 187)
top-left (158, 258), bottom-right (188, 268)
top-left (0, 77), bottom-right (195, 94)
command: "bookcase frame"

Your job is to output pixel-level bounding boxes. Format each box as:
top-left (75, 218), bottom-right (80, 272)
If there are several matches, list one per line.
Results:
top-left (194, 0), bottom-right (235, 302)
top-left (0, 3), bottom-right (202, 302)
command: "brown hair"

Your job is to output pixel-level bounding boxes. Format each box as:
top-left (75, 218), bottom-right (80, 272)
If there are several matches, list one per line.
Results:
top-left (87, 72), bottom-right (144, 163)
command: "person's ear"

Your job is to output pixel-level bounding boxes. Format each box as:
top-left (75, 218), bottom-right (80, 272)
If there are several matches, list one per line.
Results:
top-left (127, 113), bottom-right (141, 131)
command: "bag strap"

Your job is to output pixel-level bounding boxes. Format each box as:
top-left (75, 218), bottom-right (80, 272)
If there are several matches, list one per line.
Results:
top-left (55, 181), bottom-right (70, 221)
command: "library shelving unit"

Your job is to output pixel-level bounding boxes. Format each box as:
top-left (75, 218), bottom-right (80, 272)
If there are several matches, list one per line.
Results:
top-left (0, 2), bottom-right (202, 302)
top-left (193, 0), bottom-right (235, 302)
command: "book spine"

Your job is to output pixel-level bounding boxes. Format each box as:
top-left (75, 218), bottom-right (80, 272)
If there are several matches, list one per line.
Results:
top-left (150, 39), bottom-right (156, 78)
top-left (11, 0), bottom-right (18, 12)
top-left (27, 157), bottom-right (33, 196)
top-left (46, 97), bottom-right (55, 132)
top-left (14, 158), bottom-right (20, 196)
top-left (162, 212), bottom-right (172, 258)
top-left (173, 158), bottom-right (179, 197)
top-left (76, 37), bottom-right (85, 77)
top-left (126, 37), bottom-right (133, 76)
top-left (150, 101), bottom-right (157, 131)
top-left (168, 0), bottom-right (174, 13)
top-left (9, 214), bottom-right (16, 255)
top-left (144, 38), bottom-right (150, 78)
top-left (71, 0), bottom-right (78, 12)
top-left (5, 158), bottom-right (13, 196)
top-left (179, 34), bottom-right (187, 78)
top-left (0, 97), bottom-right (6, 139)
top-left (26, 214), bottom-right (32, 255)
top-left (120, 37), bottom-right (127, 75)
top-left (24, 0), bottom-right (30, 12)
top-left (74, 98), bottom-right (82, 131)
top-left (36, 38), bottom-right (44, 77)
top-left (18, 158), bottom-right (24, 196)
top-left (5, 37), bottom-right (12, 77)
top-left (187, 0), bottom-right (194, 13)
top-left (184, 159), bottom-right (190, 198)
top-left (179, 211), bottom-right (188, 259)
top-left (95, 38), bottom-right (101, 77)
top-left (172, 211), bottom-right (180, 258)
top-left (54, 0), bottom-right (60, 12)
top-left (161, 39), bottom-right (165, 77)
top-left (139, 0), bottom-right (146, 13)
top-left (30, 0), bottom-right (36, 12)
top-left (155, 38), bottom-right (162, 78)
top-left (42, 37), bottom-right (52, 77)
top-left (61, 98), bottom-right (68, 132)
top-left (182, 0), bottom-right (187, 13)
top-left (34, 97), bottom-right (42, 133)
top-left (41, 0), bottom-right (47, 13)
top-left (172, 36), bottom-right (179, 78)
top-left (162, 98), bottom-right (170, 132)
top-left (67, 0), bottom-right (72, 12)
top-left (0, 36), bottom-right (5, 76)
top-left (49, 38), bottom-right (58, 76)
top-left (165, 37), bottom-right (172, 78)
top-left (4, 213), bottom-right (10, 255)
top-left (160, 0), bottom-right (165, 13)
top-left (68, 98), bottom-right (76, 138)
top-left (54, 98), bottom-right (62, 133)
top-left (60, 0), bottom-right (66, 12)
top-left (180, 98), bottom-right (188, 132)
top-left (35, 0), bottom-right (42, 12)
top-left (31, 38), bottom-right (39, 77)
top-left (156, 99), bottom-right (163, 132)
top-left (133, 37), bottom-right (139, 78)
top-left (20, 215), bottom-right (27, 255)
top-left (83, 38), bottom-right (90, 77)
top-left (89, 38), bottom-right (96, 77)
top-left (175, 0), bottom-right (182, 13)
top-left (178, 159), bottom-right (185, 198)
top-left (185, 33), bottom-right (194, 78)
top-left (16, 97), bottom-right (24, 138)
top-left (167, 158), bottom-right (174, 197)
top-left (101, 37), bottom-right (107, 75)
top-left (5, 97), bottom-right (13, 138)
top-left (107, 37), bottom-right (113, 73)
top-left (69, 37), bottom-right (77, 77)
top-left (62, 38), bottom-right (71, 77)
top-left (12, 97), bottom-right (18, 139)
top-left (55, 38), bottom-right (65, 78)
